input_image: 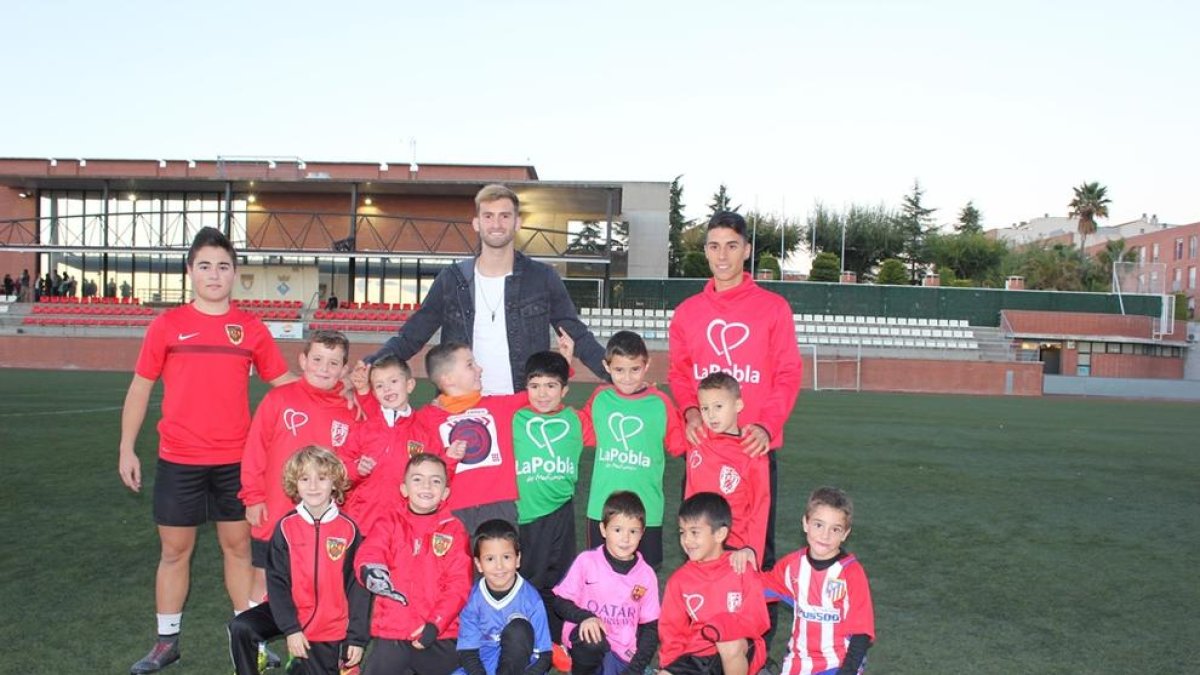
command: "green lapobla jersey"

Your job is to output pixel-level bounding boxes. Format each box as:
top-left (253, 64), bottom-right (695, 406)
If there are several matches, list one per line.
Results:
top-left (512, 406), bottom-right (588, 524)
top-left (584, 385), bottom-right (685, 526)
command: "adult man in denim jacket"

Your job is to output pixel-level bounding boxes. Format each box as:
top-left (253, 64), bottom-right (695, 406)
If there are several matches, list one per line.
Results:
top-left (362, 184), bottom-right (607, 393)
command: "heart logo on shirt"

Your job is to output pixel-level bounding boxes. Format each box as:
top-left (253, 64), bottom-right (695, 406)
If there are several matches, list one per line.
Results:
top-left (689, 449), bottom-right (703, 469)
top-left (607, 413), bottom-right (644, 451)
top-left (683, 593), bottom-right (705, 621)
top-left (706, 319), bottom-right (750, 366)
top-left (526, 417), bottom-right (571, 457)
top-left (283, 409), bottom-right (309, 436)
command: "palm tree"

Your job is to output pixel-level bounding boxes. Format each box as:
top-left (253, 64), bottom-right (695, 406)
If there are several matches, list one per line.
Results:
top-left (1068, 182), bottom-right (1111, 252)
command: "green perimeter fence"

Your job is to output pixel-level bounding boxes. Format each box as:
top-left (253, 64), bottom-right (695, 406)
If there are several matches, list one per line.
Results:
top-left (564, 278), bottom-right (1164, 328)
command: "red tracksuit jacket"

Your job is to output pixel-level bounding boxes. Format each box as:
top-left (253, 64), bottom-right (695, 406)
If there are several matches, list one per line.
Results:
top-left (354, 503), bottom-right (473, 640)
top-left (684, 433), bottom-right (770, 561)
top-left (668, 273), bottom-right (804, 446)
top-left (267, 503), bottom-right (370, 645)
top-left (241, 379), bottom-right (357, 541)
top-left (658, 551), bottom-right (770, 672)
top-left (337, 403), bottom-right (439, 539)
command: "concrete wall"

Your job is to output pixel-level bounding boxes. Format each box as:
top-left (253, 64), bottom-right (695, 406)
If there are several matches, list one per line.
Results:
top-left (1044, 375), bottom-right (1200, 401)
top-left (621, 182), bottom-right (670, 278)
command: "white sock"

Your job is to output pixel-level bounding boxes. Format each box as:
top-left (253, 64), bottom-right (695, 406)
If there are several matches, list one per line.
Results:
top-left (247, 599), bottom-right (261, 609)
top-left (156, 612), bottom-right (182, 637)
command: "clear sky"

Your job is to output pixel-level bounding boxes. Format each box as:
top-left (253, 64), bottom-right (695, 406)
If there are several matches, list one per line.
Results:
top-left (4, 0), bottom-right (1196, 240)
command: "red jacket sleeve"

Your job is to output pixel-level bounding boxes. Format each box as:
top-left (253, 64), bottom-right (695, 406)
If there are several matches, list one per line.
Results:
top-left (239, 393), bottom-right (277, 506)
top-left (667, 308), bottom-right (699, 414)
top-left (578, 409), bottom-right (596, 447)
top-left (429, 521), bottom-right (473, 634)
top-left (751, 301), bottom-right (803, 443)
top-left (658, 392), bottom-right (690, 458)
top-left (337, 423), bottom-right (367, 484)
top-left (353, 513), bottom-right (395, 580)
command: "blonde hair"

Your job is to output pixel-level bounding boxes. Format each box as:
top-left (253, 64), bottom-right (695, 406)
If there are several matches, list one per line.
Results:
top-left (282, 446), bottom-right (350, 504)
top-left (474, 184), bottom-right (519, 213)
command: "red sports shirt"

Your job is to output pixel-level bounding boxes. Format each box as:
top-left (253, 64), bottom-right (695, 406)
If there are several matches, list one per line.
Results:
top-left (684, 433), bottom-right (770, 561)
top-left (658, 551), bottom-right (769, 672)
top-left (135, 303), bottom-right (289, 465)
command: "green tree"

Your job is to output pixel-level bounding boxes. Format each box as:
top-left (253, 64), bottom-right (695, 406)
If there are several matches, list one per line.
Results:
top-left (876, 258), bottom-right (908, 285)
top-left (566, 221), bottom-right (604, 255)
top-left (757, 253), bottom-right (780, 280)
top-left (808, 251), bottom-right (841, 282)
top-left (898, 179), bottom-right (938, 280)
top-left (707, 184), bottom-right (740, 217)
top-left (681, 251), bottom-right (710, 278)
top-left (1068, 181), bottom-right (1111, 252)
top-left (956, 201), bottom-right (982, 234)
top-left (668, 176), bottom-right (687, 277)
top-left (924, 231), bottom-right (1008, 285)
top-left (1095, 238), bottom-right (1137, 289)
top-left (804, 202), bottom-right (906, 278)
top-left (745, 210), bottom-right (803, 273)
top-left (1004, 242), bottom-right (1105, 292)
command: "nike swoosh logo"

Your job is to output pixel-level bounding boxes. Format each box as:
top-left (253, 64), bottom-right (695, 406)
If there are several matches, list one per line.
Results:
top-left (178, 332), bottom-right (200, 341)
top-left (584, 580), bottom-right (598, 585)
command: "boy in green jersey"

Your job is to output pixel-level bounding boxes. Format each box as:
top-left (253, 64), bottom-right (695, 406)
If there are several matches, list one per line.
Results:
top-left (581, 331), bottom-right (688, 569)
top-left (512, 350), bottom-right (596, 653)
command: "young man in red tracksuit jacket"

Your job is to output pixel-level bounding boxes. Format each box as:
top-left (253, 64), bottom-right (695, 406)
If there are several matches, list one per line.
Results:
top-left (668, 211), bottom-right (804, 574)
top-left (659, 492), bottom-right (769, 675)
top-left (684, 372), bottom-right (770, 563)
top-left (228, 447), bottom-right (370, 675)
top-left (240, 330), bottom-right (358, 603)
top-left (354, 453), bottom-right (473, 674)
top-left (337, 354), bottom-right (443, 539)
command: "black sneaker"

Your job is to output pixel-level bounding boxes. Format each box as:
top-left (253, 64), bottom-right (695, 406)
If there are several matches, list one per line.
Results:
top-left (130, 636), bottom-right (180, 674)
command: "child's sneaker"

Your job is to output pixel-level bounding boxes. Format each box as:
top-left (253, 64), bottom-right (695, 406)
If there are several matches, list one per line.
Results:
top-left (257, 642), bottom-right (281, 671)
top-left (551, 643), bottom-right (572, 672)
top-left (130, 635), bottom-right (180, 674)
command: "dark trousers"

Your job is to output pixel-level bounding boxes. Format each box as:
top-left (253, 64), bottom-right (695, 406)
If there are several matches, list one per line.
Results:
top-left (228, 603), bottom-right (342, 675)
top-left (519, 500), bottom-right (576, 643)
top-left (567, 625), bottom-right (628, 675)
top-left (495, 618), bottom-right (536, 675)
top-left (363, 638), bottom-right (457, 675)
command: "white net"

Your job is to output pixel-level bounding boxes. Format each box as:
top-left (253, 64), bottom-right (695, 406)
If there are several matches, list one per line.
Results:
top-left (1112, 261), bottom-right (1174, 337)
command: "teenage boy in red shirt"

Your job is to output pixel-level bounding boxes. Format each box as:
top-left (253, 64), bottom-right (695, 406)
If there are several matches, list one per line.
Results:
top-left (119, 227), bottom-right (293, 674)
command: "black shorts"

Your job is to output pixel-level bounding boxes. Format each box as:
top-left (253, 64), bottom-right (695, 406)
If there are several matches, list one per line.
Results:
top-left (251, 538), bottom-right (270, 568)
top-left (586, 519), bottom-right (663, 569)
top-left (153, 458), bottom-right (245, 526)
top-left (661, 641), bottom-right (756, 675)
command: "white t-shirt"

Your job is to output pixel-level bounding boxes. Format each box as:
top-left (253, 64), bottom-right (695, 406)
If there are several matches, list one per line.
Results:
top-left (473, 271), bottom-right (515, 395)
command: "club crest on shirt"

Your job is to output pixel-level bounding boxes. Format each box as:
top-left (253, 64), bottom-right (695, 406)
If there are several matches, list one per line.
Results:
top-left (330, 421), bottom-right (350, 448)
top-left (719, 465), bottom-right (741, 494)
top-left (631, 585), bottom-right (647, 601)
top-left (407, 440), bottom-right (426, 457)
top-left (326, 537), bottom-right (348, 561)
top-left (432, 532), bottom-right (453, 557)
top-left (824, 579), bottom-right (847, 603)
top-left (225, 324), bottom-right (244, 345)
top-left (726, 591), bottom-right (742, 613)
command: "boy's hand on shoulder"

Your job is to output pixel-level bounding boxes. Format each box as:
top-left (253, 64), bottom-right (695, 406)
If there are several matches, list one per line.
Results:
top-left (344, 645), bottom-right (363, 667)
top-left (729, 548), bottom-right (758, 574)
top-left (445, 440), bottom-right (467, 461)
top-left (286, 631), bottom-right (310, 659)
top-left (343, 387), bottom-right (367, 421)
top-left (245, 503), bottom-right (267, 528)
top-left (356, 456), bottom-right (377, 477)
top-left (578, 617), bottom-right (606, 644)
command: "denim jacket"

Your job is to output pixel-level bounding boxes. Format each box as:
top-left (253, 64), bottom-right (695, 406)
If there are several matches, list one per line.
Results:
top-left (368, 252), bottom-right (608, 389)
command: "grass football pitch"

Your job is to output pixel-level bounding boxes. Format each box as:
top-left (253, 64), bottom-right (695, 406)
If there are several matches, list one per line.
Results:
top-left (1, 368), bottom-right (1197, 674)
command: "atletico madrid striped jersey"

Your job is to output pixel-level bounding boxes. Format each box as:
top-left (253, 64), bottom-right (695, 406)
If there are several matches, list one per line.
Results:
top-left (761, 548), bottom-right (876, 675)
top-left (135, 303), bottom-right (288, 465)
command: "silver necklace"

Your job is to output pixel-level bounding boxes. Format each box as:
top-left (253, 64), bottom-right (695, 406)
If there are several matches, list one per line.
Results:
top-left (475, 273), bottom-right (502, 323)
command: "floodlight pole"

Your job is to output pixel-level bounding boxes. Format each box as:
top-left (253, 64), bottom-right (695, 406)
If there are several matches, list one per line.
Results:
top-left (839, 217), bottom-right (847, 274)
